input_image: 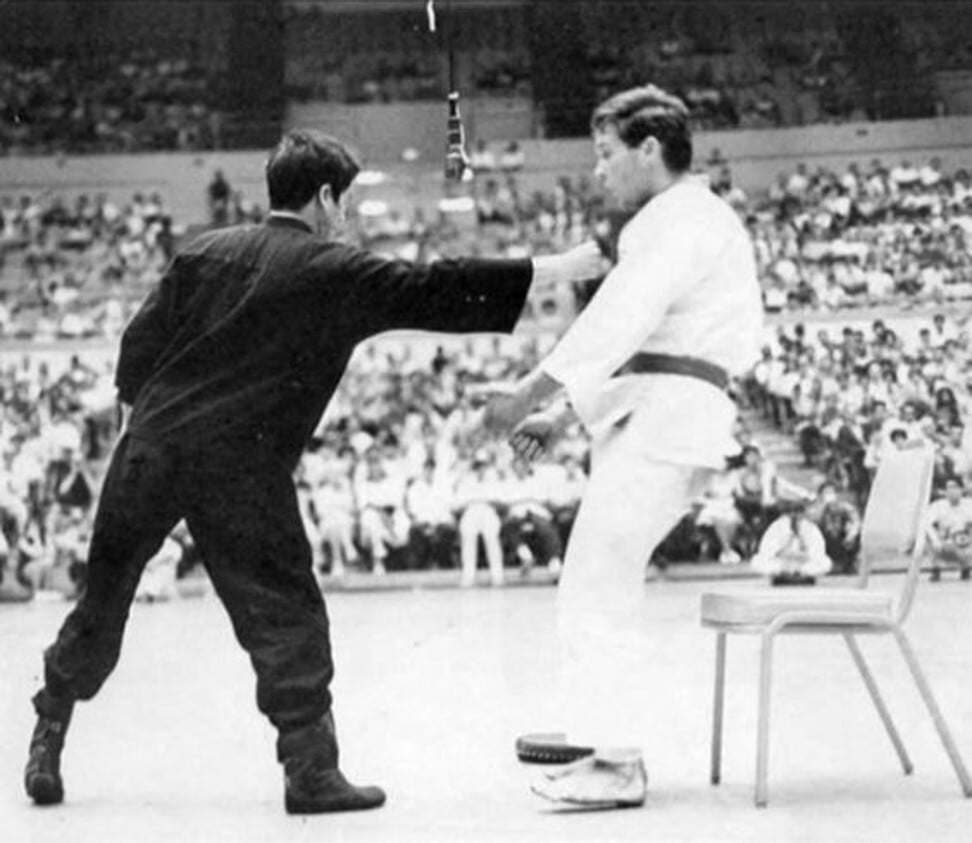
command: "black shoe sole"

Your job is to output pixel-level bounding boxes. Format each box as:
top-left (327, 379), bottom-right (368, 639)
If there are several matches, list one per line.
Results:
top-left (26, 774), bottom-right (63, 806)
top-left (516, 733), bottom-right (595, 765)
top-left (285, 794), bottom-right (386, 814)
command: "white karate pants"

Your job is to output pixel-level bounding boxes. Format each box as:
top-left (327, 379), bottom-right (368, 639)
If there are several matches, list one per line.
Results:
top-left (557, 416), bottom-right (713, 752)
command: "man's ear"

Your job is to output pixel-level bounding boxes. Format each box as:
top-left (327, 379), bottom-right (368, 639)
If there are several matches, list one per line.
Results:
top-left (638, 136), bottom-right (658, 163)
top-left (318, 184), bottom-right (334, 207)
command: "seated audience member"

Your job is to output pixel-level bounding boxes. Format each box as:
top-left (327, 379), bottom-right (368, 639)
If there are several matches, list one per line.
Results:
top-left (135, 524), bottom-right (184, 603)
top-left (538, 454), bottom-right (585, 547)
top-left (935, 422), bottom-right (972, 493)
top-left (314, 473), bottom-right (360, 577)
top-left (808, 481), bottom-right (861, 575)
top-left (453, 453), bottom-right (505, 587)
top-left (355, 449), bottom-right (409, 575)
top-left (0, 514), bottom-right (33, 602)
top-left (924, 476), bottom-right (972, 582)
top-left (501, 458), bottom-right (563, 577)
top-left (405, 460), bottom-right (457, 569)
top-left (751, 498), bottom-right (833, 585)
top-left (732, 445), bottom-right (782, 554)
top-left (697, 466), bottom-right (744, 565)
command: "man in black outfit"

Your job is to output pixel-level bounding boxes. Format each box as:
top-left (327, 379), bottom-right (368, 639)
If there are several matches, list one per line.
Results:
top-left (24, 130), bottom-right (601, 814)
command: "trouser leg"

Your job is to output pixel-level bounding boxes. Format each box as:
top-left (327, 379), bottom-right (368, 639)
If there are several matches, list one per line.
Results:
top-left (557, 430), bottom-right (712, 753)
top-left (40, 435), bottom-right (183, 705)
top-left (530, 515), bottom-right (563, 564)
top-left (482, 510), bottom-right (504, 584)
top-left (182, 454), bottom-right (334, 752)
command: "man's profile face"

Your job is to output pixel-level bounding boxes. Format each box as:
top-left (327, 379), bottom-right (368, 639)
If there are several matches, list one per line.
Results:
top-left (593, 125), bottom-right (652, 209)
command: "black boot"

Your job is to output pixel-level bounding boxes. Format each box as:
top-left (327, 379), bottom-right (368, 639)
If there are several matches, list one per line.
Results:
top-left (25, 692), bottom-right (74, 806)
top-left (279, 712), bottom-right (385, 815)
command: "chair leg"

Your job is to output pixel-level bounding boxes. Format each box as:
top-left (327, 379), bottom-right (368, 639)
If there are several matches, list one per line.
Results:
top-left (844, 633), bottom-right (913, 775)
top-left (711, 632), bottom-right (727, 785)
top-left (893, 627), bottom-right (972, 797)
top-left (755, 632), bottom-right (774, 808)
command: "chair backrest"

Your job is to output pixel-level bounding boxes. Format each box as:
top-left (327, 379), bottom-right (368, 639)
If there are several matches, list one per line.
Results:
top-left (857, 443), bottom-right (935, 624)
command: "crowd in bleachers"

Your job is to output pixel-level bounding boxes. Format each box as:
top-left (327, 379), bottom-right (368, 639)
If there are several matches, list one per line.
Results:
top-left (741, 310), bottom-right (972, 581)
top-left (0, 333), bottom-right (593, 602)
top-left (9, 148), bottom-right (972, 600)
top-left (740, 157), bottom-right (972, 312)
top-left (0, 50), bottom-right (221, 156)
top-left (0, 190), bottom-right (178, 340)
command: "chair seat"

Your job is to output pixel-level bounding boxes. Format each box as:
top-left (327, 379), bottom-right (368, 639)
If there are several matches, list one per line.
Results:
top-left (701, 587), bottom-right (894, 627)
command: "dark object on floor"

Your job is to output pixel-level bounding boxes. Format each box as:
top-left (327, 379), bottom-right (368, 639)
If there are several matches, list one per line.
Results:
top-left (770, 573), bottom-right (817, 587)
top-left (515, 732), bottom-right (595, 764)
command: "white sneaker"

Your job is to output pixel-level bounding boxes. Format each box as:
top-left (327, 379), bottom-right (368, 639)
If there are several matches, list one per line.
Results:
top-left (530, 756), bottom-right (647, 809)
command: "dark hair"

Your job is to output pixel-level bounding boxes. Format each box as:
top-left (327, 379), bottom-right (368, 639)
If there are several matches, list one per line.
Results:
top-left (591, 85), bottom-right (693, 173)
top-left (265, 130), bottom-right (360, 211)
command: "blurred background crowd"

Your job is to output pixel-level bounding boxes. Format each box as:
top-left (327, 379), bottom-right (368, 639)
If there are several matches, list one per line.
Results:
top-left (5, 0), bottom-right (972, 602)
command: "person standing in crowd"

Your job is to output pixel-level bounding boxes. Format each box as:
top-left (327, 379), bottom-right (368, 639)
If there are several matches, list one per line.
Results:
top-left (23, 129), bottom-right (602, 815)
top-left (925, 475), bottom-right (972, 582)
top-left (484, 85), bottom-right (763, 808)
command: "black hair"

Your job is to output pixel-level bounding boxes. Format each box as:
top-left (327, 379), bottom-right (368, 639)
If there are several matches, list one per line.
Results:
top-left (265, 129), bottom-right (360, 211)
top-left (591, 85), bottom-right (693, 173)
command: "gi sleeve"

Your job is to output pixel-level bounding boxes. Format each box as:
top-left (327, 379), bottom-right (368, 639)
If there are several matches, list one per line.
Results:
top-left (539, 213), bottom-right (699, 416)
top-left (114, 258), bottom-right (179, 404)
top-left (335, 247), bottom-right (534, 337)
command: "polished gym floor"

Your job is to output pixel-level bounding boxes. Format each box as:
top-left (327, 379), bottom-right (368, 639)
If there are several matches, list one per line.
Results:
top-left (2, 575), bottom-right (970, 843)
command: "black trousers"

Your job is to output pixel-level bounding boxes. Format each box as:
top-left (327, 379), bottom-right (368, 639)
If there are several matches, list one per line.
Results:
top-left (40, 433), bottom-right (334, 744)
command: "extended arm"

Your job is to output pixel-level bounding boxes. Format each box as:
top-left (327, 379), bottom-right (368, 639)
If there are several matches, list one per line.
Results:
top-left (341, 242), bottom-right (603, 338)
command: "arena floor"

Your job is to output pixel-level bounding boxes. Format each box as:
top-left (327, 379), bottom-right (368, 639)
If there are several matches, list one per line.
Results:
top-left (2, 576), bottom-right (971, 843)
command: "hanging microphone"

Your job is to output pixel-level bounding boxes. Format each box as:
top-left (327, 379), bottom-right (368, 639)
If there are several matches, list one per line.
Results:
top-left (445, 91), bottom-right (470, 182)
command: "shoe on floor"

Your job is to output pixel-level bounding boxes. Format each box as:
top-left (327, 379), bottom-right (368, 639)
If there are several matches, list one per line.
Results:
top-left (25, 716), bottom-right (70, 805)
top-left (530, 755), bottom-right (647, 809)
top-left (284, 754), bottom-right (386, 814)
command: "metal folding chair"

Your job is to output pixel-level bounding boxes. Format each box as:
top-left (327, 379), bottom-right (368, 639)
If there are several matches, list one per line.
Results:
top-left (700, 444), bottom-right (972, 807)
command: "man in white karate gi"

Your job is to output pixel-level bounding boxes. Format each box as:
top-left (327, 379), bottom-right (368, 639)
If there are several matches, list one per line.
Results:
top-left (485, 85), bottom-right (764, 808)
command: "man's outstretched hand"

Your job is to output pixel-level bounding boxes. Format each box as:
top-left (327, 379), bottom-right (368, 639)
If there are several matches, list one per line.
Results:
top-left (481, 384), bottom-right (532, 438)
top-left (532, 240), bottom-right (608, 286)
top-left (510, 413), bottom-right (556, 462)
top-left (480, 370), bottom-right (563, 440)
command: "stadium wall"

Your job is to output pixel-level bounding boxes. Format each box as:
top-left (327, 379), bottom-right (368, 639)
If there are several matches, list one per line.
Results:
top-left (6, 114), bottom-right (972, 223)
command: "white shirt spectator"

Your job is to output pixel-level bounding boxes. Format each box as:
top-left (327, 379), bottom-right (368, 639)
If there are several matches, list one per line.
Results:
top-left (751, 514), bottom-right (833, 578)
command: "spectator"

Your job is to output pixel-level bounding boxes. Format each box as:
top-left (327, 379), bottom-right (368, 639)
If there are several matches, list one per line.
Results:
top-left (453, 453), bottom-right (505, 587)
top-left (924, 475), bottom-right (972, 582)
top-left (500, 458), bottom-right (563, 577)
top-left (405, 460), bottom-right (457, 570)
top-left (355, 449), bottom-right (409, 575)
top-left (808, 481), bottom-right (861, 575)
top-left (751, 499), bottom-right (833, 585)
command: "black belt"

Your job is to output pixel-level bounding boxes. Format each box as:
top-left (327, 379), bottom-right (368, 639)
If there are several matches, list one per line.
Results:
top-left (612, 352), bottom-right (729, 392)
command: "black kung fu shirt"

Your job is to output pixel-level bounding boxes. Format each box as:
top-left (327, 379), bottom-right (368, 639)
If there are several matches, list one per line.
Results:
top-left (116, 216), bottom-right (533, 469)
